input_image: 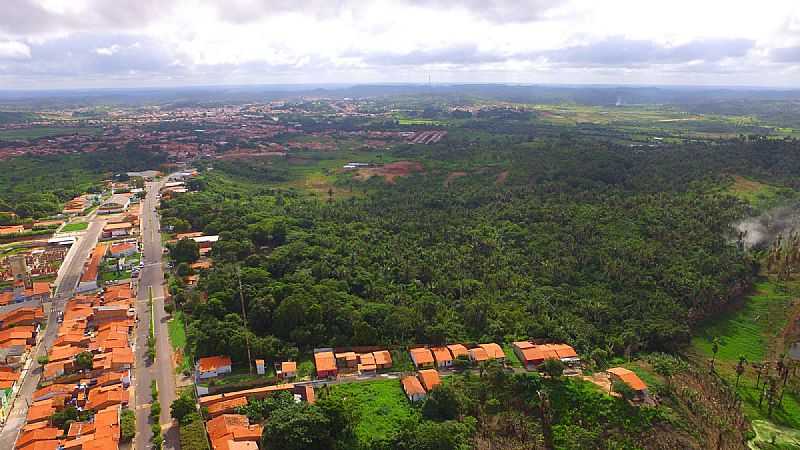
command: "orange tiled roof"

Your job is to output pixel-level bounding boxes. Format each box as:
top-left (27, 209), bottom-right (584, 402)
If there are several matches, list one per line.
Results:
top-left (409, 347), bottom-right (434, 365)
top-left (373, 350), bottom-right (392, 366)
top-left (469, 347), bottom-right (489, 362)
top-left (417, 369), bottom-right (441, 391)
top-left (401, 376), bottom-right (425, 397)
top-left (198, 355), bottom-right (232, 372)
top-left (479, 343), bottom-right (506, 359)
top-left (430, 347), bottom-right (452, 364)
top-left (314, 351), bottom-right (336, 372)
top-left (608, 367), bottom-right (647, 391)
top-left (447, 344), bottom-right (468, 359)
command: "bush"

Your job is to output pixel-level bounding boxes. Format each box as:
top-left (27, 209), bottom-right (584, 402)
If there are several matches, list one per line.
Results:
top-left (151, 401), bottom-right (161, 419)
top-left (121, 409), bottom-right (136, 442)
top-left (180, 417), bottom-right (211, 450)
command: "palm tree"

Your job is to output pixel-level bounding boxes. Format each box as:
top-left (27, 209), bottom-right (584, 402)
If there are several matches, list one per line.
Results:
top-left (735, 355), bottom-right (746, 389)
top-left (710, 337), bottom-right (720, 373)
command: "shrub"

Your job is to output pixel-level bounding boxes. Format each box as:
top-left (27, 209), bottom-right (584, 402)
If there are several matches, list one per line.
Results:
top-left (121, 409), bottom-right (136, 442)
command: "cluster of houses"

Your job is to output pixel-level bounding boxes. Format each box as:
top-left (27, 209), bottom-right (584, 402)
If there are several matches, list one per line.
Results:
top-left (0, 306), bottom-right (45, 421)
top-left (0, 253), bottom-right (54, 306)
top-left (16, 282), bottom-right (136, 450)
top-left (313, 348), bottom-right (393, 379)
top-left (193, 355), bottom-right (315, 450)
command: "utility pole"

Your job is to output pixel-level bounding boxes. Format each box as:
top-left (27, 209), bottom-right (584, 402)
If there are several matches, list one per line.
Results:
top-left (236, 265), bottom-right (253, 375)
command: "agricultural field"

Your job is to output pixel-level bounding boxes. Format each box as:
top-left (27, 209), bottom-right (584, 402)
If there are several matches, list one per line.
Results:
top-left (532, 104), bottom-right (798, 140)
top-left (724, 175), bottom-right (798, 211)
top-left (691, 280), bottom-right (800, 431)
top-left (61, 222), bottom-right (88, 232)
top-left (0, 126), bottom-right (102, 141)
top-left (325, 379), bottom-right (417, 446)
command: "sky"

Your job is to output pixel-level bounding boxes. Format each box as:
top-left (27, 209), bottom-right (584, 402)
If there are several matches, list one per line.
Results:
top-left (1, 0), bottom-right (800, 89)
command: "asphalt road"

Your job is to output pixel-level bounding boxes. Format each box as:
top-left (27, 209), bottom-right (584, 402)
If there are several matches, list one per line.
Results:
top-left (134, 180), bottom-right (179, 450)
top-left (0, 217), bottom-right (105, 446)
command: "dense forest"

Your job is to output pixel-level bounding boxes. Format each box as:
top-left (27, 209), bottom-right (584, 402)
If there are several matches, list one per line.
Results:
top-left (0, 148), bottom-right (166, 219)
top-left (158, 132), bottom-right (800, 449)
top-left (162, 136), bottom-right (800, 365)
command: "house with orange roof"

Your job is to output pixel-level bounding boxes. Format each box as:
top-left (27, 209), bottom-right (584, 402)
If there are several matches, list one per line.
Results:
top-left (607, 367), bottom-right (649, 401)
top-left (430, 347), bottom-right (453, 368)
top-left (447, 344), bottom-right (469, 361)
top-left (0, 306), bottom-right (45, 327)
top-left (78, 244), bottom-right (108, 293)
top-left (16, 427), bottom-right (60, 449)
top-left (33, 384), bottom-right (73, 402)
top-left (357, 353), bottom-right (376, 375)
top-left (17, 440), bottom-right (61, 450)
top-left (512, 341), bottom-right (580, 370)
top-left (313, 349), bottom-right (337, 379)
top-left (86, 387), bottom-right (128, 411)
top-left (207, 414), bottom-right (263, 450)
top-left (373, 350), bottom-right (392, 369)
top-left (277, 361), bottom-right (297, 379)
top-left (26, 402), bottom-right (56, 424)
top-left (479, 343), bottom-right (506, 361)
top-left (468, 347), bottom-right (489, 363)
top-left (409, 347), bottom-right (434, 369)
top-left (417, 369), bottom-right (442, 392)
top-left (401, 375), bottom-right (426, 402)
top-left (108, 242), bottom-right (137, 258)
top-left (335, 351), bottom-right (358, 369)
top-left (207, 396), bottom-right (248, 418)
top-left (196, 355), bottom-right (233, 379)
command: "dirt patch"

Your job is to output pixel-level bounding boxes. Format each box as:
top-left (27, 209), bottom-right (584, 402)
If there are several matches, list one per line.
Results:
top-left (354, 161), bottom-right (424, 184)
top-left (496, 170), bottom-right (509, 185)
top-left (445, 171), bottom-right (467, 187)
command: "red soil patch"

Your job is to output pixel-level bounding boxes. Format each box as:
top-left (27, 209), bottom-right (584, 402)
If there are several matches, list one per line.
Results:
top-left (445, 171), bottom-right (468, 187)
top-left (496, 170), bottom-right (509, 185)
top-left (354, 161), bottom-right (424, 184)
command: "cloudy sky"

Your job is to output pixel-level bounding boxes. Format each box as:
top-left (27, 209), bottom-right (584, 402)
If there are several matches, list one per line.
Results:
top-left (1, 0), bottom-right (800, 89)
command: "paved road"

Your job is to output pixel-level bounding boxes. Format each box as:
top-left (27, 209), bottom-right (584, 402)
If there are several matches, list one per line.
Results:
top-left (0, 217), bottom-right (105, 445)
top-left (134, 180), bottom-right (179, 450)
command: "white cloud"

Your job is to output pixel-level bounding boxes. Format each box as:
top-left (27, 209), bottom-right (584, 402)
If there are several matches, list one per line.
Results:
top-left (1, 0), bottom-right (800, 88)
top-left (94, 44), bottom-right (120, 56)
top-left (0, 41), bottom-right (31, 60)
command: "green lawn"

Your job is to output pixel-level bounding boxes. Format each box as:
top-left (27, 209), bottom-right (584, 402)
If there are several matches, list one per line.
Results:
top-left (61, 222), bottom-right (88, 232)
top-left (325, 379), bottom-right (417, 446)
top-left (691, 280), bottom-right (800, 429)
top-left (101, 270), bottom-right (131, 282)
top-left (692, 281), bottom-right (792, 363)
top-left (0, 126), bottom-right (102, 141)
top-left (168, 310), bottom-right (187, 350)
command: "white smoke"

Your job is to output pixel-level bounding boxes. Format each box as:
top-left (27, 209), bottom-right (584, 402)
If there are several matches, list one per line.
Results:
top-left (735, 204), bottom-right (800, 249)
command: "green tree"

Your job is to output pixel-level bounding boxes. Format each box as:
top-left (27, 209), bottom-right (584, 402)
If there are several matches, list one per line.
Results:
top-left (261, 403), bottom-right (333, 450)
top-left (75, 351), bottom-right (94, 371)
top-left (710, 337), bottom-right (720, 373)
top-left (170, 396), bottom-right (197, 425)
top-left (735, 355), bottom-right (747, 389)
top-left (171, 238), bottom-right (200, 264)
top-left (541, 358), bottom-right (565, 379)
top-left (422, 384), bottom-right (463, 421)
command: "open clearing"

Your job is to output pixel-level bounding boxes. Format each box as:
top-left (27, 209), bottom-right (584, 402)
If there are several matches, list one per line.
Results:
top-left (325, 378), bottom-right (416, 446)
top-left (0, 126), bottom-right (102, 141)
top-left (691, 280), bottom-right (800, 430)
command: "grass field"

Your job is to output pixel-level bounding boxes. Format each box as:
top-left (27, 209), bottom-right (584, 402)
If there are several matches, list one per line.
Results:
top-left (61, 222), bottom-right (88, 232)
top-left (691, 280), bottom-right (800, 430)
top-left (0, 126), bottom-right (102, 141)
top-left (397, 118), bottom-right (445, 126)
top-left (325, 378), bottom-right (417, 445)
top-left (725, 175), bottom-right (797, 211)
top-left (168, 310), bottom-right (187, 350)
